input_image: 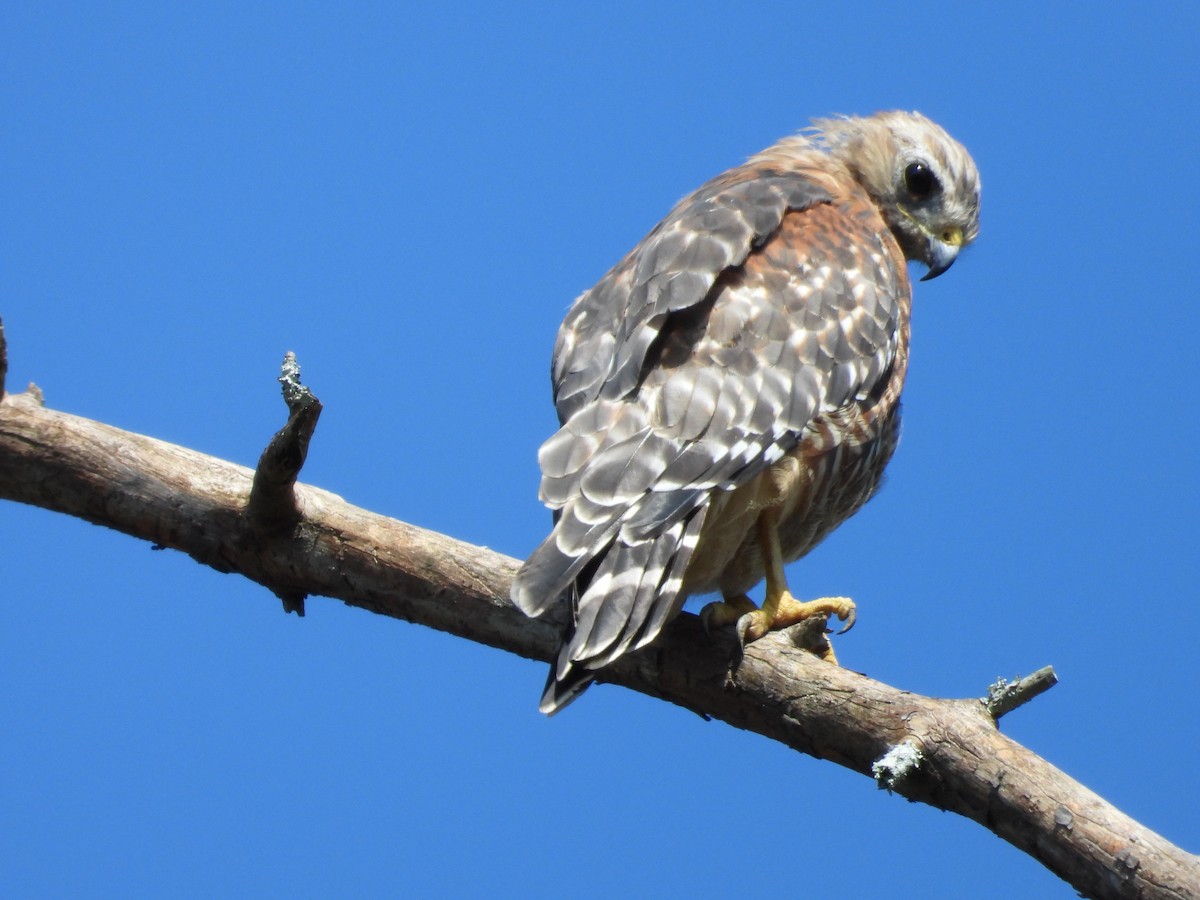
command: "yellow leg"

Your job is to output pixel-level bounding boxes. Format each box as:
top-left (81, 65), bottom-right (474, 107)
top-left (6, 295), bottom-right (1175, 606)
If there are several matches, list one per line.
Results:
top-left (728, 509), bottom-right (856, 661)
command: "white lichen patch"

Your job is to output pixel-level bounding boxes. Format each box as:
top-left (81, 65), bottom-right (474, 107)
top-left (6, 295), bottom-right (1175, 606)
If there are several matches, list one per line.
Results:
top-left (872, 739), bottom-right (923, 793)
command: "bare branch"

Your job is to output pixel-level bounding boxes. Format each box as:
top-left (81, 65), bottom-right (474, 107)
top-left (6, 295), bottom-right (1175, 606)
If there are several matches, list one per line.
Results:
top-left (0, 374), bottom-right (1196, 900)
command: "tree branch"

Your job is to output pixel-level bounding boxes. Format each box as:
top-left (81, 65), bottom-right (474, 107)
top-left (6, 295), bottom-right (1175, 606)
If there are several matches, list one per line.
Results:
top-left (0, 350), bottom-right (1196, 899)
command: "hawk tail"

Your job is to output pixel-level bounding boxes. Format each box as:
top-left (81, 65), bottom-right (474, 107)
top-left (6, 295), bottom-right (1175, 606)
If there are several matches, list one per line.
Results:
top-left (537, 507), bottom-right (707, 715)
top-left (539, 626), bottom-right (595, 715)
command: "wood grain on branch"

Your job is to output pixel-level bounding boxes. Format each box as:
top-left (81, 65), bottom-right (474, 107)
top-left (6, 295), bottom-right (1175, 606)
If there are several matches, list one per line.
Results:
top-left (1, 382), bottom-right (1196, 900)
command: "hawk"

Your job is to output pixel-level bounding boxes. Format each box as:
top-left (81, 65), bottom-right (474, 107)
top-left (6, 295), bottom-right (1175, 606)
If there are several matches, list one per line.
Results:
top-left (513, 111), bottom-right (981, 714)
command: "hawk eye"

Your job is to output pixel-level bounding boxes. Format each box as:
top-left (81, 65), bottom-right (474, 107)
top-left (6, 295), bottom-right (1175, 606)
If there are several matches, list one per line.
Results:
top-left (904, 162), bottom-right (939, 199)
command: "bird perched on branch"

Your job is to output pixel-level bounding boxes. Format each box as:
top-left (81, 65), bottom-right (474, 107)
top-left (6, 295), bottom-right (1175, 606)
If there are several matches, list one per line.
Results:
top-left (513, 111), bottom-right (980, 714)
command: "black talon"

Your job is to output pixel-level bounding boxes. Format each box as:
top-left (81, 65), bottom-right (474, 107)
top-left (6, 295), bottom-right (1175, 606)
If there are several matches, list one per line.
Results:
top-left (734, 613), bottom-right (754, 649)
top-left (836, 606), bottom-right (857, 635)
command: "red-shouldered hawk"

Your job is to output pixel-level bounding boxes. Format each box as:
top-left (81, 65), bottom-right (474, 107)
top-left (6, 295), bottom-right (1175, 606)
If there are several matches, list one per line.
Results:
top-left (513, 111), bottom-right (981, 714)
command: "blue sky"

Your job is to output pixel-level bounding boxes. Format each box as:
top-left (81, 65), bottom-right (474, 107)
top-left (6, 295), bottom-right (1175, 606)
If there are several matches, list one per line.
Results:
top-left (2, 4), bottom-right (1197, 897)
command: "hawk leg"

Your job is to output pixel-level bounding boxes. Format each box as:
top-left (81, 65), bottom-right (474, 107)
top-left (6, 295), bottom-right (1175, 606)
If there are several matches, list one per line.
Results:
top-left (700, 509), bottom-right (856, 662)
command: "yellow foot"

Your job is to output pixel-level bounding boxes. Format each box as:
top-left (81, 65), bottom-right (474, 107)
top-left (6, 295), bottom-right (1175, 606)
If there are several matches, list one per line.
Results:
top-left (699, 594), bottom-right (758, 634)
top-left (737, 593), bottom-right (857, 662)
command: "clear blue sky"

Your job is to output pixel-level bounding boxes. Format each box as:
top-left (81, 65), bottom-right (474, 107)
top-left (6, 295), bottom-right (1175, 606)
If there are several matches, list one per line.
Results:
top-left (2, 4), bottom-right (1197, 897)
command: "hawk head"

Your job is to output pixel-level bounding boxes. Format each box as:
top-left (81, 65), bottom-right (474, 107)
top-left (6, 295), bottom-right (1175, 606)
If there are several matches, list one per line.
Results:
top-left (816, 110), bottom-right (981, 281)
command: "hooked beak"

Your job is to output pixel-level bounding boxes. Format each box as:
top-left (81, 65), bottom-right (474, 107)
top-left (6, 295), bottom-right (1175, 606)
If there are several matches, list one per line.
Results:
top-left (920, 226), bottom-right (965, 281)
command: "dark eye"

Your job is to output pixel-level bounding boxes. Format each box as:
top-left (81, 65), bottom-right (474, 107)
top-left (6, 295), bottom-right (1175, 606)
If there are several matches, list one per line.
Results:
top-left (904, 162), bottom-right (939, 199)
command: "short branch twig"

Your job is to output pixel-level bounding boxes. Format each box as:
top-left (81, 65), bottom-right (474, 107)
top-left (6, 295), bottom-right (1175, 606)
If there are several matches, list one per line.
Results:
top-left (245, 351), bottom-right (323, 615)
top-left (983, 666), bottom-right (1059, 719)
